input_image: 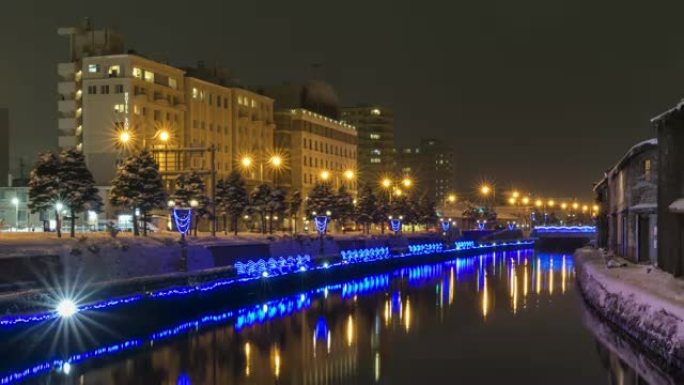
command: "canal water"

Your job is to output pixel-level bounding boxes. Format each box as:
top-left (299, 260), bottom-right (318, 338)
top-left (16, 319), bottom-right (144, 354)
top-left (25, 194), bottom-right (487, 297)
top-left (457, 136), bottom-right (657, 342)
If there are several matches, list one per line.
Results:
top-left (1, 249), bottom-right (679, 384)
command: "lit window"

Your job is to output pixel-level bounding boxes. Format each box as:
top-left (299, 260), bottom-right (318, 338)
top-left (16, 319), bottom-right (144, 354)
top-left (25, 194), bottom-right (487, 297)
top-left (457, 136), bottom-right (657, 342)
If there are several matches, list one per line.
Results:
top-left (370, 158), bottom-right (381, 164)
top-left (113, 104), bottom-right (125, 113)
top-left (169, 78), bottom-right (177, 89)
top-left (87, 64), bottom-right (100, 73)
top-left (132, 67), bottom-right (142, 79)
top-left (370, 133), bottom-right (381, 140)
top-left (251, 99), bottom-right (256, 108)
top-left (238, 96), bottom-right (243, 105)
top-left (144, 71), bottom-right (154, 83)
top-left (644, 159), bottom-right (652, 181)
top-left (371, 108), bottom-right (381, 116)
top-left (192, 88), bottom-right (199, 99)
top-left (133, 105), bottom-right (141, 115)
top-left (371, 149), bottom-right (381, 155)
top-left (108, 65), bottom-right (120, 77)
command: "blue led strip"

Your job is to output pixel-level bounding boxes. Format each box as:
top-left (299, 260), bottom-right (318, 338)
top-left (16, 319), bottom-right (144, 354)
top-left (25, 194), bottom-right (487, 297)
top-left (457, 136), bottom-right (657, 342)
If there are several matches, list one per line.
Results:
top-left (534, 225), bottom-right (596, 233)
top-left (234, 254), bottom-right (312, 278)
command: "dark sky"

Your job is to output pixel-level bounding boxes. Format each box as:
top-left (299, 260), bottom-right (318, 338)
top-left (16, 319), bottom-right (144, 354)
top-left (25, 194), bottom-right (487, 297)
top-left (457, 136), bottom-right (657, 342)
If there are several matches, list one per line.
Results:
top-left (2, 0), bottom-right (684, 199)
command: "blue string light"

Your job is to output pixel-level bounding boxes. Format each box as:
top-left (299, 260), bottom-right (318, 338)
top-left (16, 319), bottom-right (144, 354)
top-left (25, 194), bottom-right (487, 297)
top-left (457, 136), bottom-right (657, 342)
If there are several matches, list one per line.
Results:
top-left (534, 225), bottom-right (596, 233)
top-left (440, 221), bottom-right (450, 232)
top-left (389, 219), bottom-right (401, 233)
top-left (314, 215), bottom-right (328, 234)
top-left (173, 208), bottom-right (192, 235)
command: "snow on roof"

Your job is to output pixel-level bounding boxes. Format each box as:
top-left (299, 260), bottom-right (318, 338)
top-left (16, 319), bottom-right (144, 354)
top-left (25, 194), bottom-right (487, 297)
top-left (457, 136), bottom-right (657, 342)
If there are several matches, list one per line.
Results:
top-left (650, 99), bottom-right (684, 123)
top-left (606, 138), bottom-right (658, 179)
top-left (630, 203), bottom-right (657, 211)
top-left (668, 198), bottom-right (684, 213)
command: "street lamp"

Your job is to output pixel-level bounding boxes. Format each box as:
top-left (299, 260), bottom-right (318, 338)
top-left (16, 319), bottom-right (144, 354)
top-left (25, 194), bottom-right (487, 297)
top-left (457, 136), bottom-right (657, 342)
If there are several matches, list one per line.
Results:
top-left (447, 194), bottom-right (456, 203)
top-left (512, 191), bottom-right (520, 199)
top-left (320, 170), bottom-right (331, 182)
top-left (521, 197), bottom-right (530, 205)
top-left (381, 178), bottom-right (391, 189)
top-left (480, 184), bottom-right (491, 196)
top-left (269, 155), bottom-right (283, 168)
top-left (118, 130), bottom-right (131, 145)
top-left (508, 197), bottom-right (516, 205)
top-left (158, 130), bottom-right (170, 143)
top-left (344, 169), bottom-right (354, 181)
top-left (241, 156), bottom-right (253, 169)
top-left (548, 200), bottom-right (555, 208)
top-left (11, 197), bottom-right (19, 231)
top-left (535, 199), bottom-right (543, 208)
top-left (190, 199), bottom-right (199, 208)
top-left (401, 177), bottom-right (413, 188)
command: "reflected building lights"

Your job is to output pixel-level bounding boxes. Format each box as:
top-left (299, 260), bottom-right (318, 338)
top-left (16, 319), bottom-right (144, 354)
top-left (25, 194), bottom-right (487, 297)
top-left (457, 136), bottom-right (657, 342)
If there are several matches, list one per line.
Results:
top-left (536, 257), bottom-right (542, 295)
top-left (272, 345), bottom-right (281, 379)
top-left (347, 315), bottom-right (354, 347)
top-left (405, 297), bottom-right (412, 332)
top-left (448, 268), bottom-right (455, 306)
top-left (549, 257), bottom-right (554, 295)
top-left (562, 256), bottom-right (567, 294)
top-left (482, 272), bottom-right (489, 319)
top-left (374, 352), bottom-right (381, 382)
top-left (244, 342), bottom-right (251, 377)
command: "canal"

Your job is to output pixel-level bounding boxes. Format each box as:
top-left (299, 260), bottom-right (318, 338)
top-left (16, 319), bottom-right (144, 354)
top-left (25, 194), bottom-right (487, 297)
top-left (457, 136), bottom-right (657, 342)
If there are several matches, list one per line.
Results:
top-left (1, 249), bottom-right (679, 384)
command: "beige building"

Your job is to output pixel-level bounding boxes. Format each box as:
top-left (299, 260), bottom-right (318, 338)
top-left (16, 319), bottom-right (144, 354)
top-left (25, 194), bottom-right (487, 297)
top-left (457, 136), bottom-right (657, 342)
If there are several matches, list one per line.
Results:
top-left (274, 108), bottom-right (358, 197)
top-left (184, 69), bottom-right (275, 182)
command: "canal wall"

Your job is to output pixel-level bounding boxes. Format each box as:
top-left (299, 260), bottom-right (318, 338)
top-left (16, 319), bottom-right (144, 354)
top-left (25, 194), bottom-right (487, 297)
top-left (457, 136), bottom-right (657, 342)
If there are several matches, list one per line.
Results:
top-left (575, 247), bottom-right (684, 371)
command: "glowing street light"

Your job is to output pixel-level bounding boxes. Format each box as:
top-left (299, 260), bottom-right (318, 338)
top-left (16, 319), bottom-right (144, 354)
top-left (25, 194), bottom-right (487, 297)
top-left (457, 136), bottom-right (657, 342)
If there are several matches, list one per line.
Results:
top-left (447, 194), bottom-right (457, 203)
top-left (401, 177), bottom-right (413, 188)
top-left (190, 199), bottom-right (199, 208)
top-left (561, 202), bottom-right (568, 210)
top-left (572, 202), bottom-right (579, 210)
top-left (118, 130), bottom-right (131, 145)
top-left (381, 178), bottom-right (392, 188)
top-left (548, 200), bottom-right (555, 208)
top-left (320, 170), bottom-right (331, 181)
top-left (522, 197), bottom-right (530, 205)
top-left (592, 204), bottom-right (600, 213)
top-left (241, 156), bottom-right (253, 168)
top-left (582, 205), bottom-right (589, 213)
top-left (269, 155), bottom-right (283, 168)
top-left (344, 169), bottom-right (355, 180)
top-left (55, 202), bottom-right (64, 211)
top-left (158, 130), bottom-right (170, 143)
top-left (508, 197), bottom-right (516, 205)
top-left (512, 191), bottom-right (520, 199)
top-left (535, 199), bottom-right (543, 208)
top-left (480, 185), bottom-right (491, 196)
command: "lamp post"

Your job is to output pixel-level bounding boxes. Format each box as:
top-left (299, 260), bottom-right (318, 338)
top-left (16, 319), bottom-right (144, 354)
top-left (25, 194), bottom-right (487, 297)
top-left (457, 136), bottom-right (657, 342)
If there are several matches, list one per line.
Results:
top-left (11, 197), bottom-right (19, 231)
top-left (380, 176), bottom-right (413, 202)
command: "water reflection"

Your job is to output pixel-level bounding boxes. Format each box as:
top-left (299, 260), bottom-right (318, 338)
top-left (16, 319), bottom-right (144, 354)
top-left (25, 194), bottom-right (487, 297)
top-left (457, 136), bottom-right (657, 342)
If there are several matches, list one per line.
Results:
top-left (3, 250), bottom-right (672, 385)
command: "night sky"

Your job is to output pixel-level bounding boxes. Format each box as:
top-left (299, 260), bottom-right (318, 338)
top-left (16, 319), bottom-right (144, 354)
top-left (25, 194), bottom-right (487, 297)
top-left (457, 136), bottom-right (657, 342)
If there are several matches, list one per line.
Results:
top-left (2, 0), bottom-right (684, 199)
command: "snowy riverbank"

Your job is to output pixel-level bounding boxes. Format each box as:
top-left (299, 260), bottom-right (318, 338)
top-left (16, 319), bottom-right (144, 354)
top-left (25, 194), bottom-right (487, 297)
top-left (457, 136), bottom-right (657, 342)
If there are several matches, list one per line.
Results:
top-left (575, 247), bottom-right (684, 370)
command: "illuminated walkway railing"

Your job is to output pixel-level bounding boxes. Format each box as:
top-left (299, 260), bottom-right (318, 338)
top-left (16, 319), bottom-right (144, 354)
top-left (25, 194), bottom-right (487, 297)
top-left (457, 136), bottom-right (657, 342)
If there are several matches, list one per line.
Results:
top-left (408, 243), bottom-right (444, 255)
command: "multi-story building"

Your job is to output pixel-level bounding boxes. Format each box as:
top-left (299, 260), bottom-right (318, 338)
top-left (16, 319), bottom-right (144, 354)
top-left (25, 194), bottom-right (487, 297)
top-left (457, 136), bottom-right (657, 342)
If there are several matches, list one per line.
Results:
top-left (0, 108), bottom-right (8, 186)
top-left (274, 108), bottom-right (357, 197)
top-left (397, 138), bottom-right (456, 203)
top-left (593, 139), bottom-right (658, 264)
top-left (184, 65), bottom-right (275, 183)
top-left (340, 105), bottom-right (395, 186)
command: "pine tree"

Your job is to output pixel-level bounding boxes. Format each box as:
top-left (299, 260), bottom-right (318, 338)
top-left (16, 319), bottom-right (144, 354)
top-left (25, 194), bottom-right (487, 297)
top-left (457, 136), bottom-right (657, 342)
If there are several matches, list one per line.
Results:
top-left (374, 192), bottom-right (391, 234)
top-left (250, 183), bottom-right (271, 234)
top-left (28, 152), bottom-right (61, 237)
top-left (305, 183), bottom-right (335, 219)
top-left (172, 171), bottom-right (209, 236)
top-left (418, 195), bottom-right (438, 230)
top-left (355, 184), bottom-right (377, 234)
top-left (110, 150), bottom-right (167, 236)
top-left (59, 148), bottom-right (102, 237)
top-left (267, 187), bottom-right (287, 233)
top-left (334, 185), bottom-right (354, 232)
top-left (216, 171), bottom-right (249, 235)
top-left (288, 190), bottom-right (303, 234)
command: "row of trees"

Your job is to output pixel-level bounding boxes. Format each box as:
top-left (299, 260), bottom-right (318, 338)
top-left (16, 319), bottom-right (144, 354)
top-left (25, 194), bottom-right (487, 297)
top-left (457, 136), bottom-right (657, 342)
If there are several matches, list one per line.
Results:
top-left (28, 149), bottom-right (439, 237)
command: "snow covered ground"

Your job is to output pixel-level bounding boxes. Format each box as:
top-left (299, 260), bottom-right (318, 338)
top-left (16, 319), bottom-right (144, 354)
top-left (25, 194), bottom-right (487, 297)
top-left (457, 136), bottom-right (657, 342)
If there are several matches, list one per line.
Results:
top-left (575, 247), bottom-right (684, 370)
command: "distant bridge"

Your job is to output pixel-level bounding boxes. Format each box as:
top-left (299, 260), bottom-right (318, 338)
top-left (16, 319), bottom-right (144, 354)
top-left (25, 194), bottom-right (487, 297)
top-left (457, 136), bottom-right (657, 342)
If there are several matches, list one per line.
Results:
top-left (531, 226), bottom-right (596, 250)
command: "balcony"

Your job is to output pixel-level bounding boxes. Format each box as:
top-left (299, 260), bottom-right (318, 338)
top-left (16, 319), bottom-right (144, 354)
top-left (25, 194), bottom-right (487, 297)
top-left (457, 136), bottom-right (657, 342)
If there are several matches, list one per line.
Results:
top-left (58, 81), bottom-right (76, 96)
top-left (58, 118), bottom-right (76, 133)
top-left (58, 135), bottom-right (77, 148)
top-left (57, 62), bottom-right (77, 79)
top-left (58, 100), bottom-right (77, 115)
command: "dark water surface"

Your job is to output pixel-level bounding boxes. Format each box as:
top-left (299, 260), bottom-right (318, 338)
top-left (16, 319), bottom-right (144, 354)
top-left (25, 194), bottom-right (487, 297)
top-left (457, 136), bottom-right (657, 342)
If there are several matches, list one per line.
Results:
top-left (1, 249), bottom-right (677, 384)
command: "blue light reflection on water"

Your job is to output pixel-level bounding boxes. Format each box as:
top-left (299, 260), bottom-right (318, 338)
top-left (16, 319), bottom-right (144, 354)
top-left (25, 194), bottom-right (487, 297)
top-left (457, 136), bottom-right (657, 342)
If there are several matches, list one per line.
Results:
top-left (0, 248), bottom-right (576, 385)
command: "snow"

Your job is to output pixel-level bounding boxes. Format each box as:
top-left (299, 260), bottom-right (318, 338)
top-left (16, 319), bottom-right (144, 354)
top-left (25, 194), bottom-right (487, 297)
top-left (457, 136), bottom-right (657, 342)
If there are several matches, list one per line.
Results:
top-left (575, 247), bottom-right (684, 369)
top-left (631, 203), bottom-right (658, 211)
top-left (669, 198), bottom-right (684, 214)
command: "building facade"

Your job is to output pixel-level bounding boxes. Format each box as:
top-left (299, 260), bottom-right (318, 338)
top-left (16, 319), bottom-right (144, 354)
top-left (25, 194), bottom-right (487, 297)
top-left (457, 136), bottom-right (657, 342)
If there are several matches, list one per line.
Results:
top-left (593, 139), bottom-right (658, 264)
top-left (183, 68), bottom-right (275, 183)
top-left (340, 105), bottom-right (395, 186)
top-left (274, 109), bottom-right (357, 197)
top-left (651, 103), bottom-right (684, 277)
top-left (397, 138), bottom-right (456, 203)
